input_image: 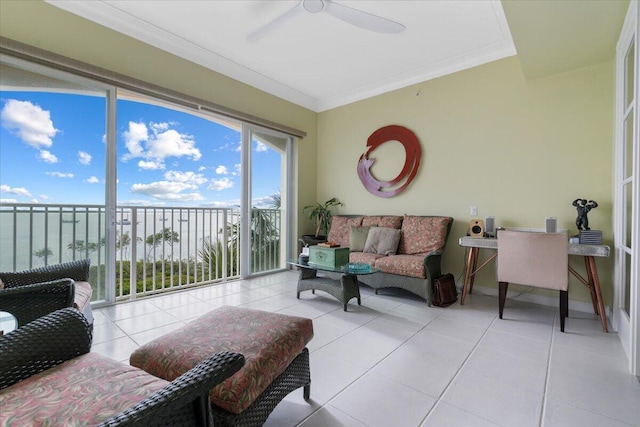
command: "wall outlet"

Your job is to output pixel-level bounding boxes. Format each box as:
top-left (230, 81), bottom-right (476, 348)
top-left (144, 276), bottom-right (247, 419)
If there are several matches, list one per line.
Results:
top-left (470, 206), bottom-right (478, 216)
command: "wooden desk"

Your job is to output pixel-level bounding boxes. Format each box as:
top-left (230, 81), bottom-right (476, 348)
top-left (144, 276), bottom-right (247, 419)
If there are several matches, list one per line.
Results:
top-left (458, 236), bottom-right (610, 332)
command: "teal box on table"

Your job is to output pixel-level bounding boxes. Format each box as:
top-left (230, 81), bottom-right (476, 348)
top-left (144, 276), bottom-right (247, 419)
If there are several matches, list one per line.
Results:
top-left (309, 246), bottom-right (350, 268)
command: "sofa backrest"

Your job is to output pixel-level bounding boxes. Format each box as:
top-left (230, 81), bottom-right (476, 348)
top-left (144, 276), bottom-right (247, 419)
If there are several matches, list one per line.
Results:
top-left (327, 215), bottom-right (453, 255)
top-left (397, 215), bottom-right (453, 255)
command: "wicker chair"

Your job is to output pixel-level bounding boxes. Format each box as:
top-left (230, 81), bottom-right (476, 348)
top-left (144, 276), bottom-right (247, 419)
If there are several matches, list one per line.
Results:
top-left (0, 259), bottom-right (94, 327)
top-left (0, 308), bottom-right (246, 426)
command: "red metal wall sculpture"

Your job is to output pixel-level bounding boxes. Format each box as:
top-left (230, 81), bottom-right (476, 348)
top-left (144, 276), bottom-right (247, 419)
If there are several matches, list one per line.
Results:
top-left (357, 125), bottom-right (421, 198)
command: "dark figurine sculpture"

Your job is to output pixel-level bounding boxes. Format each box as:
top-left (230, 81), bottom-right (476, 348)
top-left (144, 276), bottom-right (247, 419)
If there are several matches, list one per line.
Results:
top-left (573, 198), bottom-right (598, 231)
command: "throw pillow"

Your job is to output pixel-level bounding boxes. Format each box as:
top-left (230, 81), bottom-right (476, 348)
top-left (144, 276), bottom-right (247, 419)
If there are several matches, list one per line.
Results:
top-left (327, 216), bottom-right (364, 247)
top-left (363, 227), bottom-right (402, 256)
top-left (349, 226), bottom-right (372, 252)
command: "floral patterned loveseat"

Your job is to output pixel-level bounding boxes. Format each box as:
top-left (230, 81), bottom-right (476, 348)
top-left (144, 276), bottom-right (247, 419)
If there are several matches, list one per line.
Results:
top-left (327, 214), bottom-right (454, 304)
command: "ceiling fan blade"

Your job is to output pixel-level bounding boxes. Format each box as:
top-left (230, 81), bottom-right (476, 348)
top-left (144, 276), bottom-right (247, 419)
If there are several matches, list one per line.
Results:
top-left (248, 1), bottom-right (304, 42)
top-left (323, 0), bottom-right (405, 33)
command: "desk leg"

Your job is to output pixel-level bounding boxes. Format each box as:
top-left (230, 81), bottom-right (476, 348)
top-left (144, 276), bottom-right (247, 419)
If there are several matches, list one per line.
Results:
top-left (461, 247), bottom-right (478, 305)
top-left (585, 256), bottom-right (608, 333)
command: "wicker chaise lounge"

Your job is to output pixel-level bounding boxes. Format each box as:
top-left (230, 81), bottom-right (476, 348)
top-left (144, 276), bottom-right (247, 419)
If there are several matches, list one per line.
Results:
top-left (0, 308), bottom-right (245, 426)
top-left (0, 259), bottom-right (94, 327)
top-left (130, 305), bottom-right (314, 427)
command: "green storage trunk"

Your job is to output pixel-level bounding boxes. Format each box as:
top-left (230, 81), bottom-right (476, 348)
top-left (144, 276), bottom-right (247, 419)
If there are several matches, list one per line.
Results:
top-left (309, 246), bottom-right (350, 268)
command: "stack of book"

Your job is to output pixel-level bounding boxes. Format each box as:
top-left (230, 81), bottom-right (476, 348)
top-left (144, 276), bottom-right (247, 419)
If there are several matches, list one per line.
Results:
top-left (317, 242), bottom-right (340, 248)
top-left (579, 230), bottom-right (602, 245)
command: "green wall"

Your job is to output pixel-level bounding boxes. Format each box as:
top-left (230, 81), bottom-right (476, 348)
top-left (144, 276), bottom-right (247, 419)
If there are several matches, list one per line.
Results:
top-left (318, 56), bottom-right (615, 306)
top-left (1, 1), bottom-right (616, 307)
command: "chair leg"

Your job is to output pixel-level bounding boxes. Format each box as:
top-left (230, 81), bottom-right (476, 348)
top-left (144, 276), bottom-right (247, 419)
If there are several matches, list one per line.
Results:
top-left (498, 282), bottom-right (508, 319)
top-left (559, 290), bottom-right (568, 332)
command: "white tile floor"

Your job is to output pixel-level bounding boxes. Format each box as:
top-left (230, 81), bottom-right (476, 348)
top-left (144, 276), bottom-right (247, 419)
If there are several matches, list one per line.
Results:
top-left (92, 271), bottom-right (640, 427)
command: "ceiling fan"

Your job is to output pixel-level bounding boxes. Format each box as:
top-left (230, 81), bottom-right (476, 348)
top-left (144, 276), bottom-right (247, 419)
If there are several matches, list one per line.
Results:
top-left (248, 0), bottom-right (405, 42)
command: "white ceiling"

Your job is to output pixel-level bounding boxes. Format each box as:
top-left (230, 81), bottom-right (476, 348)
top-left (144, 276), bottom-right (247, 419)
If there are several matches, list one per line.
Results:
top-left (46, 0), bottom-right (517, 112)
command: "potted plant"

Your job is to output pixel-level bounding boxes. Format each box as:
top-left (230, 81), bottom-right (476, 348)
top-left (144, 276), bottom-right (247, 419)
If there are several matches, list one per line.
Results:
top-left (301, 197), bottom-right (343, 245)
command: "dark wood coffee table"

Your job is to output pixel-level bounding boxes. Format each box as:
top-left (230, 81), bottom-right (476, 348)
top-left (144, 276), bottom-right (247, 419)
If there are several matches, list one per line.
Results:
top-left (288, 261), bottom-right (378, 311)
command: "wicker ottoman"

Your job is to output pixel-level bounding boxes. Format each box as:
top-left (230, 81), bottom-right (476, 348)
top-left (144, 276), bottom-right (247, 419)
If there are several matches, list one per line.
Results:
top-left (130, 305), bottom-right (314, 427)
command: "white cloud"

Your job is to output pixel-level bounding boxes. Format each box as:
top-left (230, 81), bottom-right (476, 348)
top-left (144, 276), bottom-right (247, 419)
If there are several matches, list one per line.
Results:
top-left (255, 141), bottom-right (268, 152)
top-left (78, 151), bottom-right (92, 165)
top-left (0, 198), bottom-right (18, 203)
top-left (122, 121), bottom-right (148, 158)
top-left (131, 181), bottom-right (203, 201)
top-left (0, 99), bottom-right (58, 149)
top-left (198, 166), bottom-right (207, 172)
top-left (86, 176), bottom-right (99, 184)
top-left (215, 165), bottom-right (228, 175)
top-left (38, 150), bottom-right (58, 163)
top-left (121, 121), bottom-right (201, 169)
top-left (138, 160), bottom-right (164, 170)
top-left (208, 177), bottom-right (233, 191)
top-left (46, 171), bottom-right (74, 178)
top-left (0, 185), bottom-right (32, 197)
top-left (202, 200), bottom-right (236, 208)
top-left (252, 194), bottom-right (279, 208)
top-left (164, 170), bottom-right (207, 185)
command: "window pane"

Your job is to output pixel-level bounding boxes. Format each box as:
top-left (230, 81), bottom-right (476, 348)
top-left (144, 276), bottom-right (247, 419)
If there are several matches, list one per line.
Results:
top-left (624, 251), bottom-right (631, 315)
top-left (625, 108), bottom-right (635, 179)
top-left (114, 96), bottom-right (243, 298)
top-left (625, 39), bottom-right (635, 109)
top-left (625, 182), bottom-right (633, 249)
top-left (250, 129), bottom-right (285, 274)
top-left (0, 62), bottom-right (108, 301)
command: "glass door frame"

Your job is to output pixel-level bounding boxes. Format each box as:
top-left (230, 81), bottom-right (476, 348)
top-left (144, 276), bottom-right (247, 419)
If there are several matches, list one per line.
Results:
top-left (0, 53), bottom-right (117, 306)
top-left (240, 123), bottom-right (294, 278)
top-left (614, 0), bottom-right (639, 377)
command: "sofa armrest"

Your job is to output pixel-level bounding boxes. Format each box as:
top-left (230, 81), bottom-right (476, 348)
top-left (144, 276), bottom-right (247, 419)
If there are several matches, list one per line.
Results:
top-left (99, 351), bottom-right (246, 427)
top-left (0, 278), bottom-right (75, 327)
top-left (0, 259), bottom-right (90, 287)
top-left (0, 307), bottom-right (91, 390)
top-left (423, 250), bottom-right (444, 281)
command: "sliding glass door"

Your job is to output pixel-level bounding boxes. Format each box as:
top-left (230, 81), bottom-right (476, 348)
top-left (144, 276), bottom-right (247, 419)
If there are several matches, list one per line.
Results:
top-left (1, 54), bottom-right (295, 305)
top-left (242, 125), bottom-right (292, 276)
top-left (0, 56), bottom-right (112, 303)
top-left (615, 1), bottom-right (639, 377)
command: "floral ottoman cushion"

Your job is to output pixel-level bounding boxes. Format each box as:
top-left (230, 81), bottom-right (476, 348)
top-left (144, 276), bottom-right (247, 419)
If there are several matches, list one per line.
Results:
top-left (129, 305), bottom-right (313, 415)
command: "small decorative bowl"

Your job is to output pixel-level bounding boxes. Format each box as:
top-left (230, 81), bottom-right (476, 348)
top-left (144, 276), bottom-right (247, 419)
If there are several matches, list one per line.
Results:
top-left (346, 262), bottom-right (371, 273)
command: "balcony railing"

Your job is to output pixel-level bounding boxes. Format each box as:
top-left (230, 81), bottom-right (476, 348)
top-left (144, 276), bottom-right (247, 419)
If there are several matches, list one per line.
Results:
top-left (0, 203), bottom-right (282, 302)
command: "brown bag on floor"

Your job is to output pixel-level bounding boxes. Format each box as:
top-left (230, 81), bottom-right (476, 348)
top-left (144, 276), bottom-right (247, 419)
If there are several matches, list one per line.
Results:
top-left (432, 273), bottom-right (458, 307)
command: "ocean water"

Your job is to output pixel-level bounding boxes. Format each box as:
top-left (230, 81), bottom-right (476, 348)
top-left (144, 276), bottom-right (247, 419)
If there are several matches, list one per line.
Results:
top-left (0, 207), bottom-right (242, 272)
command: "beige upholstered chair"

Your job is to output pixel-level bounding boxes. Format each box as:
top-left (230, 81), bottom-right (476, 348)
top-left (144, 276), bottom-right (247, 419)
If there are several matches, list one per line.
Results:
top-left (497, 230), bottom-right (569, 332)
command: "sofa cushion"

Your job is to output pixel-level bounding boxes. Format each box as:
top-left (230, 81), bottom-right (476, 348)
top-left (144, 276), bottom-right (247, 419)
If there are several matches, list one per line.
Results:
top-left (362, 215), bottom-right (403, 229)
top-left (0, 352), bottom-right (168, 426)
top-left (398, 215), bottom-right (452, 255)
top-left (364, 227), bottom-right (402, 256)
top-left (130, 305), bottom-right (313, 415)
top-left (73, 281), bottom-right (92, 311)
top-left (349, 251), bottom-right (385, 265)
top-left (349, 226), bottom-right (372, 252)
top-left (374, 254), bottom-right (427, 279)
top-left (327, 216), bottom-right (363, 247)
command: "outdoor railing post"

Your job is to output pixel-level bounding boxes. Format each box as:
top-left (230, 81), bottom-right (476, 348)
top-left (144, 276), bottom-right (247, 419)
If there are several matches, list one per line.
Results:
top-left (222, 209), bottom-right (228, 281)
top-left (130, 208), bottom-right (137, 300)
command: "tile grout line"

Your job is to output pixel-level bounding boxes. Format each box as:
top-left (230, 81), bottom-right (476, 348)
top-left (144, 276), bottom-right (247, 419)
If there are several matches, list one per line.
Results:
top-left (539, 310), bottom-right (558, 427)
top-left (418, 312), bottom-right (501, 427)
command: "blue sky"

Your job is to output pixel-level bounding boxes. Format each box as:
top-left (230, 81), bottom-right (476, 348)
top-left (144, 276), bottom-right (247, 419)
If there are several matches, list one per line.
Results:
top-left (0, 92), bottom-right (282, 208)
